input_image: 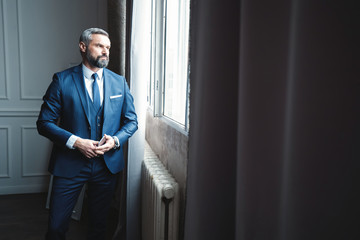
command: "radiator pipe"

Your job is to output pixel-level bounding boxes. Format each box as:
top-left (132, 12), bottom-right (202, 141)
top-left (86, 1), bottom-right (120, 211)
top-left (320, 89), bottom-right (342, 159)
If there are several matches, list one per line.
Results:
top-left (162, 197), bottom-right (173, 240)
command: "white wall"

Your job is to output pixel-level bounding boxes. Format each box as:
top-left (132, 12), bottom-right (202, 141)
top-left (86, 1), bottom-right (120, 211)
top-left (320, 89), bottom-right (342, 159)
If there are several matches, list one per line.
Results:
top-left (0, 0), bottom-right (107, 194)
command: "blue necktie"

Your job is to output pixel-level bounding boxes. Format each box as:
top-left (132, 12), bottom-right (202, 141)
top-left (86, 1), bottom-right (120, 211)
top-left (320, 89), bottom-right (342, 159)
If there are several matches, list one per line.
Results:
top-left (92, 73), bottom-right (101, 111)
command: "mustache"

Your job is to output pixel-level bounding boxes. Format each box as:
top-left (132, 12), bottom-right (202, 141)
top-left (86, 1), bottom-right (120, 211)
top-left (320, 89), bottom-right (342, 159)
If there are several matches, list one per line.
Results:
top-left (97, 54), bottom-right (109, 60)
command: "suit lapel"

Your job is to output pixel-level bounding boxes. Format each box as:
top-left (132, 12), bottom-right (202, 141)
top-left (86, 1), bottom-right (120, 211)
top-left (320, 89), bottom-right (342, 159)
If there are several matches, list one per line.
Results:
top-left (72, 65), bottom-right (91, 126)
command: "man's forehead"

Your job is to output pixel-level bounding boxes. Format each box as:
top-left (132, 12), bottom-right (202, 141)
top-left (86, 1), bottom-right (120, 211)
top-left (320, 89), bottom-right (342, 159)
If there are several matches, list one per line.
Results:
top-left (90, 34), bottom-right (111, 44)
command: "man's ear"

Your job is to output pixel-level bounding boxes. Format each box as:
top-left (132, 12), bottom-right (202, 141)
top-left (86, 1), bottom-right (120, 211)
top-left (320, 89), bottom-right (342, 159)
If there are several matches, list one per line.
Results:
top-left (79, 42), bottom-right (86, 53)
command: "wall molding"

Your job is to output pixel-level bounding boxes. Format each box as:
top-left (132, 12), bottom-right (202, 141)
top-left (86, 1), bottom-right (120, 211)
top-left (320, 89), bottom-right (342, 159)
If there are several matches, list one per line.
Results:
top-left (21, 126), bottom-right (49, 177)
top-left (0, 0), bottom-right (9, 100)
top-left (0, 108), bottom-right (40, 117)
top-left (16, 0), bottom-right (43, 100)
top-left (0, 126), bottom-right (10, 178)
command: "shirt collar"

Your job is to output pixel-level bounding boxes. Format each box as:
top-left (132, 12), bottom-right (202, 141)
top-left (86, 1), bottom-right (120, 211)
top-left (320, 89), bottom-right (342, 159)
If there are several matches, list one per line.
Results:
top-left (82, 64), bottom-right (104, 80)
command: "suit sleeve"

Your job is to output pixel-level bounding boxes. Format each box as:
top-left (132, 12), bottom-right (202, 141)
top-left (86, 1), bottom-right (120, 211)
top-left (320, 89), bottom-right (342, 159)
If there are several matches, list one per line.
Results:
top-left (37, 73), bottom-right (73, 146)
top-left (114, 79), bottom-right (138, 146)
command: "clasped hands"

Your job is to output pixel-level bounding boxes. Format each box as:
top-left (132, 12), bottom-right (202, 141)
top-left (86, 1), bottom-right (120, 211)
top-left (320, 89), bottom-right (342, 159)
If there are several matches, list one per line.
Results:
top-left (74, 134), bottom-right (115, 159)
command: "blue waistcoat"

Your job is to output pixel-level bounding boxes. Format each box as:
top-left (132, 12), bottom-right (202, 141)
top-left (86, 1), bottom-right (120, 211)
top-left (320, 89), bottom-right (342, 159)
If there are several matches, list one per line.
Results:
top-left (87, 94), bottom-right (104, 141)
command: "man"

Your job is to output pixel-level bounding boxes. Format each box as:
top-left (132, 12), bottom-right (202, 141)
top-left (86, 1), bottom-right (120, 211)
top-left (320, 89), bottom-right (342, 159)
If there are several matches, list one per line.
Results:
top-left (37, 28), bottom-right (138, 240)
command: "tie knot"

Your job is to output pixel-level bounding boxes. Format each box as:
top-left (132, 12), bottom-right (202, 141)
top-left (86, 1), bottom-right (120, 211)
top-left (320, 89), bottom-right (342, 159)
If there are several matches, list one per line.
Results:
top-left (92, 73), bottom-right (98, 81)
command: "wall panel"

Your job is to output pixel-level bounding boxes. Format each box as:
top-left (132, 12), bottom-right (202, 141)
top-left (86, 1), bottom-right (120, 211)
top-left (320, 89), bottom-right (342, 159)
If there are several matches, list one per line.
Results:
top-left (17, 0), bottom-right (102, 99)
top-left (0, 127), bottom-right (10, 178)
top-left (21, 126), bottom-right (51, 177)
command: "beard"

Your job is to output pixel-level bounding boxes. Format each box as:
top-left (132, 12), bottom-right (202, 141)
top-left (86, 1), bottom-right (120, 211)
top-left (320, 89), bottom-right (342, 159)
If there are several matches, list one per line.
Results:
top-left (86, 50), bottom-right (109, 68)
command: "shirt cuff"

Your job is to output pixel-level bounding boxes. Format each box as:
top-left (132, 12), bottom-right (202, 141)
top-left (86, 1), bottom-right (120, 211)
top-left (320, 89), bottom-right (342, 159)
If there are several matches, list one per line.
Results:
top-left (113, 136), bottom-right (120, 149)
top-left (66, 135), bottom-right (79, 149)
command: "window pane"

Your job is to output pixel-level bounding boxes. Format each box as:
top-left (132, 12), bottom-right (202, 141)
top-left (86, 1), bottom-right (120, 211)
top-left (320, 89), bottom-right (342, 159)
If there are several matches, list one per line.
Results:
top-left (163, 0), bottom-right (190, 125)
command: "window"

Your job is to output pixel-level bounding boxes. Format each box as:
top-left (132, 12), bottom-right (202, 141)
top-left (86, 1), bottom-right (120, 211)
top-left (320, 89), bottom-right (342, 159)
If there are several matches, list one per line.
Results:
top-left (148, 0), bottom-right (190, 131)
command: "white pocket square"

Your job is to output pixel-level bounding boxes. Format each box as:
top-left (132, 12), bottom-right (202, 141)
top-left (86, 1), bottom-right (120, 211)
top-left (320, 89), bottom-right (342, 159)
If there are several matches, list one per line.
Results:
top-left (110, 94), bottom-right (122, 99)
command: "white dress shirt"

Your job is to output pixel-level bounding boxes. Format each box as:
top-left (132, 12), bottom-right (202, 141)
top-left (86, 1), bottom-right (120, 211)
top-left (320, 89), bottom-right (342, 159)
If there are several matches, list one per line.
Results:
top-left (82, 64), bottom-right (104, 104)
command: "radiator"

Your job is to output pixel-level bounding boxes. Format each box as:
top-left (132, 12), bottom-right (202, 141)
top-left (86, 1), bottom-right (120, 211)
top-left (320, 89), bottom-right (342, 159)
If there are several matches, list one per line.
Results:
top-left (142, 143), bottom-right (179, 240)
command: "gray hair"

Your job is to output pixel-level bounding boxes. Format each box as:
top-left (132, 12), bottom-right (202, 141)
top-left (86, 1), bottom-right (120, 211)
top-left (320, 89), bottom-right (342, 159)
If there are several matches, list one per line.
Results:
top-left (79, 28), bottom-right (109, 46)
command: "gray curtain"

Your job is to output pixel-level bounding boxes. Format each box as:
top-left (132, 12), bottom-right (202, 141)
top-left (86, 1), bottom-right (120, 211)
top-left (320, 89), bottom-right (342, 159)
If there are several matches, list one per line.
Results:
top-left (185, 0), bottom-right (360, 239)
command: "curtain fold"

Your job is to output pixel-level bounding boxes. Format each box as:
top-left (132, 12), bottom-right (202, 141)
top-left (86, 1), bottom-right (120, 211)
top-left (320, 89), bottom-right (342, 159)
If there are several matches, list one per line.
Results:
top-left (185, 0), bottom-right (240, 239)
top-left (185, 0), bottom-right (360, 239)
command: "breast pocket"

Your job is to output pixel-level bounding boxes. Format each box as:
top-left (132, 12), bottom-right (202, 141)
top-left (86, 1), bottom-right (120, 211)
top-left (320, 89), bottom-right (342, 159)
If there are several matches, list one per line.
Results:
top-left (109, 94), bottom-right (124, 111)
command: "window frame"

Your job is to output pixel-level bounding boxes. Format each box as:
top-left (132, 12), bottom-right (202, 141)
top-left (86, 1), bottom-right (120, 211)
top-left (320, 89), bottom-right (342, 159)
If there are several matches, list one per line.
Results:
top-left (148, 0), bottom-right (190, 133)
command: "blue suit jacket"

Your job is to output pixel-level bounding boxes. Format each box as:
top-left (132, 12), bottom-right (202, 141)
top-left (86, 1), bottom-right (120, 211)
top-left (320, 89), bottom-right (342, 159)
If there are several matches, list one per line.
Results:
top-left (37, 64), bottom-right (138, 178)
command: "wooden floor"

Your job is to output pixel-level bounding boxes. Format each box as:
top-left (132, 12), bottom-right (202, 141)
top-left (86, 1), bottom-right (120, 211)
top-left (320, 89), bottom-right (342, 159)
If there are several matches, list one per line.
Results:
top-left (0, 193), bottom-right (119, 240)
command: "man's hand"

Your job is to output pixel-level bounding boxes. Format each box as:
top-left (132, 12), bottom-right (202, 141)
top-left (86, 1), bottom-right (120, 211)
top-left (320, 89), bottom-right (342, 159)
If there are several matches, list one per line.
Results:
top-left (95, 134), bottom-right (116, 156)
top-left (73, 138), bottom-right (99, 158)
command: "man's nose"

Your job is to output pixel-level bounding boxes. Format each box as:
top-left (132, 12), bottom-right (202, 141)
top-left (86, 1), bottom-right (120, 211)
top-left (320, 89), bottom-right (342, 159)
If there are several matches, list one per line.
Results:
top-left (102, 48), bottom-right (109, 55)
